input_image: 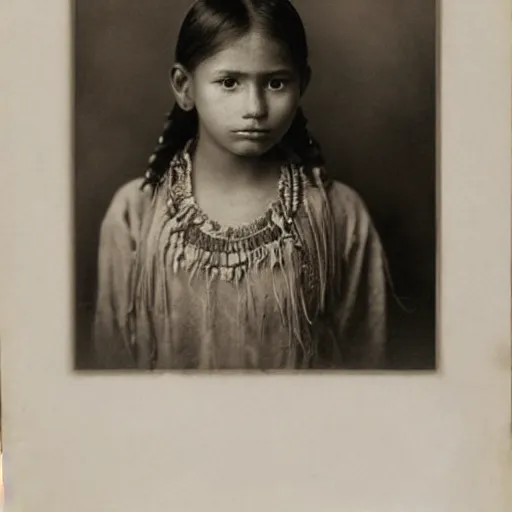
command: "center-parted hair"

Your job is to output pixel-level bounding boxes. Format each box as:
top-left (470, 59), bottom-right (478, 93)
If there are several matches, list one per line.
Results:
top-left (142, 0), bottom-right (325, 191)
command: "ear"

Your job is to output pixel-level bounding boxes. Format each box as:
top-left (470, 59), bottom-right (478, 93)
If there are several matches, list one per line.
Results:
top-left (300, 65), bottom-right (312, 96)
top-left (169, 63), bottom-right (195, 111)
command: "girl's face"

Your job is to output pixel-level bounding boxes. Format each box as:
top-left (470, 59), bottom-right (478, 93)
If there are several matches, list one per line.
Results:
top-left (186, 30), bottom-right (305, 158)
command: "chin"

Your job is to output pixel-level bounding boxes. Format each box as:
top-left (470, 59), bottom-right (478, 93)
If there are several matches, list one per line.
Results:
top-left (229, 140), bottom-right (277, 158)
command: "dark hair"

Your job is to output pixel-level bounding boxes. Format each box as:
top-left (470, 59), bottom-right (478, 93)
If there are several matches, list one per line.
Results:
top-left (142, 0), bottom-right (325, 191)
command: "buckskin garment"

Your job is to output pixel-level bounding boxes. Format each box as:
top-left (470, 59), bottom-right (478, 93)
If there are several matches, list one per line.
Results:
top-left (93, 144), bottom-right (387, 371)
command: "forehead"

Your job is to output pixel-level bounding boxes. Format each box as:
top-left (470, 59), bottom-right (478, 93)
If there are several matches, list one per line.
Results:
top-left (196, 31), bottom-right (295, 74)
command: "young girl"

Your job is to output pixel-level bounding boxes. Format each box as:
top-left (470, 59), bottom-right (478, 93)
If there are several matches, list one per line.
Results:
top-left (93, 0), bottom-right (387, 371)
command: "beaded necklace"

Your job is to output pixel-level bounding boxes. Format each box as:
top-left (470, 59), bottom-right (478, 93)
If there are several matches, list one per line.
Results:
top-left (161, 141), bottom-right (308, 283)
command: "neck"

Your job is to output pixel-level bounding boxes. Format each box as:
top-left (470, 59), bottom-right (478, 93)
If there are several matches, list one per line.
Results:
top-left (191, 134), bottom-right (283, 188)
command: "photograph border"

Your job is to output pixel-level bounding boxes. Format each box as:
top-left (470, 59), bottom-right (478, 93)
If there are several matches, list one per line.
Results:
top-left (72, 0), bottom-right (440, 373)
top-left (0, 0), bottom-right (510, 510)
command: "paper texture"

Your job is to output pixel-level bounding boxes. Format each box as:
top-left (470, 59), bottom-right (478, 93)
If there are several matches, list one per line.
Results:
top-left (0, 0), bottom-right (510, 510)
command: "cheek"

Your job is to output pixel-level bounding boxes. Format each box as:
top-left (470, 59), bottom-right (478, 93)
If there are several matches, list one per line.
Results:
top-left (270, 93), bottom-right (300, 123)
top-left (194, 87), bottom-right (235, 119)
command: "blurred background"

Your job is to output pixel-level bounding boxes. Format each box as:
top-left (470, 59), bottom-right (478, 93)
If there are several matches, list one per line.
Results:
top-left (74, 0), bottom-right (437, 370)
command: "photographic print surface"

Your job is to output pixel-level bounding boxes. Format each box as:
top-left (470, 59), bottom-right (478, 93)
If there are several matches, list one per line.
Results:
top-left (74, 0), bottom-right (437, 371)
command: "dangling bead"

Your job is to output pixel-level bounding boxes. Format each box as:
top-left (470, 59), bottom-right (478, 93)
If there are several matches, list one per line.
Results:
top-left (291, 167), bottom-right (300, 215)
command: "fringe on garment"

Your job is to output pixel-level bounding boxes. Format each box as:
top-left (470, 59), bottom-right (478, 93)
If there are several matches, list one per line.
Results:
top-left (126, 148), bottom-right (341, 369)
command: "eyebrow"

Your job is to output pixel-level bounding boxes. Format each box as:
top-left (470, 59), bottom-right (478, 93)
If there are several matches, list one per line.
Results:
top-left (213, 69), bottom-right (296, 78)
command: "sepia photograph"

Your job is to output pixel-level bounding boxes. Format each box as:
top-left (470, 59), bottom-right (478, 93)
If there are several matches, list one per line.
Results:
top-left (1, 0), bottom-right (511, 510)
top-left (74, 0), bottom-right (437, 371)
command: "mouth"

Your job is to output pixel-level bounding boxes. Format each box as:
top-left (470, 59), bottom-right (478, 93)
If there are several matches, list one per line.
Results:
top-left (234, 128), bottom-right (270, 133)
top-left (232, 129), bottom-right (271, 139)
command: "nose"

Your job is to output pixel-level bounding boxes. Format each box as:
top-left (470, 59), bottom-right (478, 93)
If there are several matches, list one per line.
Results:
top-left (243, 85), bottom-right (268, 119)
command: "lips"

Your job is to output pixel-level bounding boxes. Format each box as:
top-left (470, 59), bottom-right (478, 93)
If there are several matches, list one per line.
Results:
top-left (232, 128), bottom-right (271, 141)
top-left (233, 130), bottom-right (271, 141)
top-left (234, 129), bottom-right (270, 134)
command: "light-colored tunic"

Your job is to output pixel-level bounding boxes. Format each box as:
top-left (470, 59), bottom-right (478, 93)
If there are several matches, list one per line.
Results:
top-left (93, 148), bottom-right (387, 370)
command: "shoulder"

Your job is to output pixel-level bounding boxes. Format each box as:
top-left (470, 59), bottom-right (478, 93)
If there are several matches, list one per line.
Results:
top-left (327, 180), bottom-right (368, 213)
top-left (324, 179), bottom-right (381, 256)
top-left (100, 178), bottom-right (153, 237)
top-left (107, 177), bottom-right (151, 214)
top-left (302, 170), bottom-right (374, 231)
top-left (325, 179), bottom-right (374, 231)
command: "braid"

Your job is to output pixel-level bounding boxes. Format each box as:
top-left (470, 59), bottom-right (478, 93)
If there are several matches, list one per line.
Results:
top-left (141, 104), bottom-right (198, 192)
top-left (281, 107), bottom-right (330, 187)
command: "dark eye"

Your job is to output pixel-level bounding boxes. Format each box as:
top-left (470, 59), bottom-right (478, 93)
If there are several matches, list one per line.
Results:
top-left (221, 78), bottom-right (238, 90)
top-left (268, 79), bottom-right (286, 91)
